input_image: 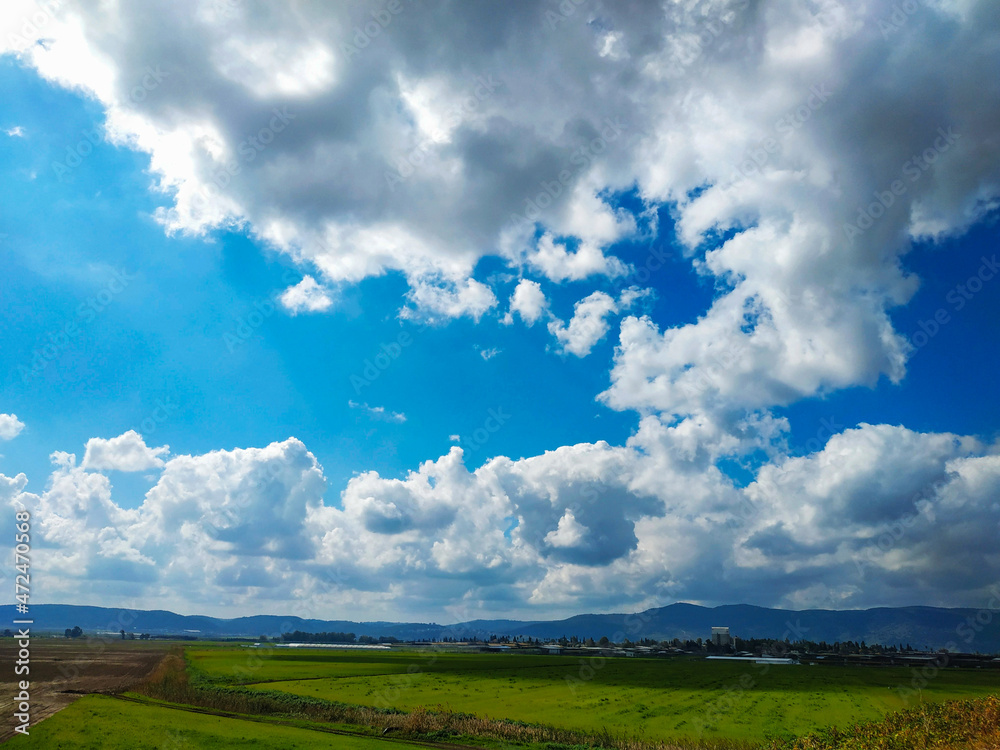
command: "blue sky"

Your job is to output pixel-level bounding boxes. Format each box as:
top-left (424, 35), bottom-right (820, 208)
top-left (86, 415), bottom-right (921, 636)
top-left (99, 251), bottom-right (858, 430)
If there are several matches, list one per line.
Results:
top-left (1, 0), bottom-right (999, 622)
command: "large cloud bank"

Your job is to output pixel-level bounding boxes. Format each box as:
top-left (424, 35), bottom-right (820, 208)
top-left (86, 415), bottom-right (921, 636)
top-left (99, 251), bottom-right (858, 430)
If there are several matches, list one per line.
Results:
top-left (4, 423), bottom-right (998, 620)
top-left (3, 0), bottom-right (999, 618)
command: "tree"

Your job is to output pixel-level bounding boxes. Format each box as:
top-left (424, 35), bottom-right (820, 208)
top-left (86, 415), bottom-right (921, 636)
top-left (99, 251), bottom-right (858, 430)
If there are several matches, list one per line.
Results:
top-left (71, 626), bottom-right (83, 638)
top-left (120, 629), bottom-right (126, 640)
top-left (599, 636), bottom-right (610, 646)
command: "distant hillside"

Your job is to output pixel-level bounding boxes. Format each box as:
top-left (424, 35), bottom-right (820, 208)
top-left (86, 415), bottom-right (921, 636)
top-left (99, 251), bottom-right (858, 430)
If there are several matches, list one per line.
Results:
top-left (5, 602), bottom-right (998, 652)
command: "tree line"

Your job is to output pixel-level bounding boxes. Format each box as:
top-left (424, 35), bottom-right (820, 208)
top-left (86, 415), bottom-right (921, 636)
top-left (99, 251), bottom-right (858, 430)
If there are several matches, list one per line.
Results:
top-left (279, 630), bottom-right (401, 644)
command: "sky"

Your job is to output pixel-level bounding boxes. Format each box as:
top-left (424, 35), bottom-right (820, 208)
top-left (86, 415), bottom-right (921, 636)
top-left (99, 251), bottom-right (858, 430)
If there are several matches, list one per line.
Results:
top-left (1, 0), bottom-right (999, 624)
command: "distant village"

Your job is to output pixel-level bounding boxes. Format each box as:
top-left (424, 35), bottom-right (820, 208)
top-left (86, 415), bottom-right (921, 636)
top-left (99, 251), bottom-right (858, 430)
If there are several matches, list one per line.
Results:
top-left (259, 624), bottom-right (1000, 669)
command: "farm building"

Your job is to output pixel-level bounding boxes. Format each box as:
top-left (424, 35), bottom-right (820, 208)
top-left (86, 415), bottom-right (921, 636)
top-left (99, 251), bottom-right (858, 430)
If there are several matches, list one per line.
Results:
top-left (711, 626), bottom-right (732, 646)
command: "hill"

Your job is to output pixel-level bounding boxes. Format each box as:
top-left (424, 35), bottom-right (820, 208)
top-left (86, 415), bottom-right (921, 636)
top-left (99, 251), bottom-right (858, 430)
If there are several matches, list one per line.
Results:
top-left (5, 602), bottom-right (997, 652)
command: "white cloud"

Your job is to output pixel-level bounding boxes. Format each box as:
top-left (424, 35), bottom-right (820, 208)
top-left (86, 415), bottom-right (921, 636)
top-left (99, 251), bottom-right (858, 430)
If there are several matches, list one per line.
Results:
top-left (349, 400), bottom-right (406, 424)
top-left (401, 277), bottom-right (497, 323)
top-left (3, 0), bottom-right (1000, 620)
top-left (5, 0), bottom-right (996, 347)
top-left (5, 126), bottom-right (24, 137)
top-left (0, 413), bottom-right (25, 440)
top-left (522, 233), bottom-right (629, 283)
top-left (547, 291), bottom-right (618, 357)
top-left (502, 279), bottom-right (549, 326)
top-left (279, 275), bottom-right (334, 314)
top-left (736, 424), bottom-right (1000, 607)
top-left (544, 509), bottom-right (588, 548)
top-left (4, 423), bottom-right (1000, 619)
top-left (82, 430), bottom-right (169, 472)
top-left (479, 347), bottom-right (501, 361)
top-left (546, 284), bottom-right (648, 357)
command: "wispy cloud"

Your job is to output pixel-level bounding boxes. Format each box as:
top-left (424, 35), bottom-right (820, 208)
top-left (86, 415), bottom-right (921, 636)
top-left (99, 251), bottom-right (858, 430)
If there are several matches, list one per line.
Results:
top-left (348, 400), bottom-right (406, 423)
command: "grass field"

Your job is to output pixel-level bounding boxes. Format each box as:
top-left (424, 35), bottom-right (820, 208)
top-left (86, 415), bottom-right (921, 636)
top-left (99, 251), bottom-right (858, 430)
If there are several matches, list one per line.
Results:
top-left (188, 648), bottom-right (1000, 744)
top-left (9, 644), bottom-right (1000, 748)
top-left (4, 693), bottom-right (435, 749)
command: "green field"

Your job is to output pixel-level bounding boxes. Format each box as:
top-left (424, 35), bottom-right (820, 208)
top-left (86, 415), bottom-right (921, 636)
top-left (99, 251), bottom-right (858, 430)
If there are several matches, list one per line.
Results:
top-left (13, 646), bottom-right (1000, 748)
top-left (189, 648), bottom-right (1000, 744)
top-left (4, 694), bottom-right (431, 749)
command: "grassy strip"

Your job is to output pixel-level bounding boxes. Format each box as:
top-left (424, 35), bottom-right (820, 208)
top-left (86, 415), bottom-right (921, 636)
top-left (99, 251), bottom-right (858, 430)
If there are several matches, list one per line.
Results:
top-left (772, 695), bottom-right (1000, 750)
top-left (5, 693), bottom-right (436, 749)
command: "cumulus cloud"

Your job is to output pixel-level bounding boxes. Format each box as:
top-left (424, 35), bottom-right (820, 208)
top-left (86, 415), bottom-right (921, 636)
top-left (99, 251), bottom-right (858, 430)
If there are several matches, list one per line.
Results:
top-left (82, 430), bottom-right (169, 472)
top-left (279, 275), bottom-right (334, 314)
top-left (5, 125), bottom-right (24, 137)
top-left (547, 286), bottom-right (647, 356)
top-left (401, 277), bottom-right (497, 323)
top-left (3, 0), bottom-right (1000, 619)
top-left (737, 424), bottom-right (1000, 607)
top-left (547, 291), bottom-right (618, 357)
top-left (6, 421), bottom-right (996, 619)
top-left (0, 413), bottom-right (25, 440)
top-left (522, 233), bottom-right (629, 283)
top-left (503, 279), bottom-right (549, 326)
top-left (5, 0), bottom-right (997, 345)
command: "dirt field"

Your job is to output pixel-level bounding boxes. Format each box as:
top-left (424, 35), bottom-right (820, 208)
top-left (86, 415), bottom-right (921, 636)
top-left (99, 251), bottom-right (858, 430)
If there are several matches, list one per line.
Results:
top-left (0, 637), bottom-right (168, 742)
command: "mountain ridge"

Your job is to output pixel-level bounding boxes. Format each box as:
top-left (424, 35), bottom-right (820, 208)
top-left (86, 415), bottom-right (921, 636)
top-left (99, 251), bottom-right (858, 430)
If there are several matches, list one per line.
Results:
top-left (6, 602), bottom-right (998, 652)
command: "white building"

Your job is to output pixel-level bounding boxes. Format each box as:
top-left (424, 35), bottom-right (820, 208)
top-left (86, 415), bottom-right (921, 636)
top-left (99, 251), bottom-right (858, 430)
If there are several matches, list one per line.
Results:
top-left (711, 626), bottom-right (731, 647)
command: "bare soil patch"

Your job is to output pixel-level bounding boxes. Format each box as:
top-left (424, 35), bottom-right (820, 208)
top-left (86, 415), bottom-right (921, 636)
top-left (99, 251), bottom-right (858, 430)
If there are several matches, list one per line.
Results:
top-left (0, 638), bottom-right (168, 742)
